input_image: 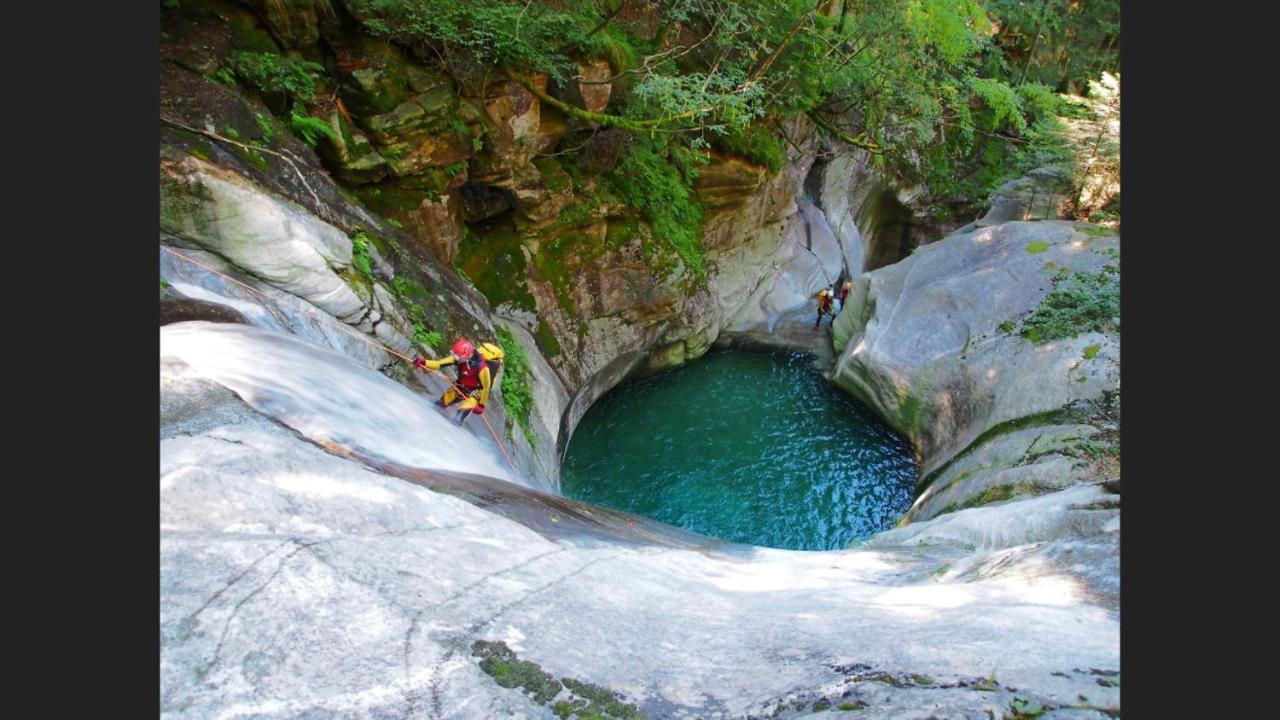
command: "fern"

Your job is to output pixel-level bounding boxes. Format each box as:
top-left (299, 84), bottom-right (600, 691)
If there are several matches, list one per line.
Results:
top-left (350, 231), bottom-right (374, 280)
top-left (290, 111), bottom-right (337, 148)
top-left (254, 112), bottom-right (276, 143)
top-left (228, 50), bottom-right (324, 105)
top-left (970, 77), bottom-right (1027, 133)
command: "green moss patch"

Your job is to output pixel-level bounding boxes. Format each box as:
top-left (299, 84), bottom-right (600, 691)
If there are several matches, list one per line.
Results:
top-left (351, 231), bottom-right (374, 280)
top-left (1025, 240), bottom-right (1050, 254)
top-left (939, 481), bottom-right (1053, 516)
top-left (1022, 268), bottom-right (1119, 344)
top-left (533, 229), bottom-right (601, 318)
top-left (472, 640), bottom-right (562, 704)
top-left (496, 324), bottom-right (537, 448)
top-left (536, 317), bottom-right (562, 358)
top-left (896, 385), bottom-right (930, 437)
top-left (1082, 343), bottom-right (1101, 359)
top-left (604, 138), bottom-right (705, 279)
top-left (455, 219), bottom-right (537, 312)
top-left (1075, 224), bottom-right (1114, 238)
top-left (711, 121), bottom-right (785, 174)
top-left (471, 641), bottom-right (645, 719)
top-left (534, 156), bottom-right (572, 194)
top-left (560, 678), bottom-right (645, 719)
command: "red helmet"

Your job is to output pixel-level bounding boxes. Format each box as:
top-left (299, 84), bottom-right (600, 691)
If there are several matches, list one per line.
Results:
top-left (451, 337), bottom-right (475, 358)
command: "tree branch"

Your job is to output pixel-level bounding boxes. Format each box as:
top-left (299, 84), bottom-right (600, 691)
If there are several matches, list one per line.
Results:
top-left (505, 66), bottom-right (715, 130)
top-left (806, 109), bottom-right (881, 153)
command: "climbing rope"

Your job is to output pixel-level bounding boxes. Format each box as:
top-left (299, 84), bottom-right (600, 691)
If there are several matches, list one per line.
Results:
top-left (161, 245), bottom-right (519, 474)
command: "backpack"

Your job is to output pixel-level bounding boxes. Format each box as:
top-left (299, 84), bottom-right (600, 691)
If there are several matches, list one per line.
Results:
top-left (478, 342), bottom-right (505, 379)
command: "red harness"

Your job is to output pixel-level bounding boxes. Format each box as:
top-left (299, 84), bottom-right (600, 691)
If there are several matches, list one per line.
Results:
top-left (456, 352), bottom-right (484, 390)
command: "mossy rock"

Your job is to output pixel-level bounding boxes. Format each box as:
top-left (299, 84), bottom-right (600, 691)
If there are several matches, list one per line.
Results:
top-left (334, 36), bottom-right (417, 116)
top-left (317, 112), bottom-right (388, 184)
top-left (536, 317), bottom-right (562, 358)
top-left (471, 640), bottom-right (562, 705)
top-left (456, 216), bottom-right (537, 312)
top-left (533, 156), bottom-right (573, 194)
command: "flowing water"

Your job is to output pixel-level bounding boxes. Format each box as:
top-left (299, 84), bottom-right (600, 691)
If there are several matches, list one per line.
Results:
top-left (161, 322), bottom-right (517, 484)
top-left (561, 350), bottom-right (918, 550)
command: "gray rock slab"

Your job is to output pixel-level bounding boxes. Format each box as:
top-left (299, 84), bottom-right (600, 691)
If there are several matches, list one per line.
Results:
top-left (830, 221), bottom-right (1119, 475)
top-left (161, 323), bottom-right (1119, 719)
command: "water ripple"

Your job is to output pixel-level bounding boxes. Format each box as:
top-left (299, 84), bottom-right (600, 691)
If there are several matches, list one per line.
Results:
top-left (562, 350), bottom-right (918, 550)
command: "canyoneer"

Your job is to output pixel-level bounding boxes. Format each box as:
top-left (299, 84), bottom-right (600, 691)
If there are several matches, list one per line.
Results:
top-left (414, 337), bottom-right (504, 424)
top-left (814, 288), bottom-right (833, 329)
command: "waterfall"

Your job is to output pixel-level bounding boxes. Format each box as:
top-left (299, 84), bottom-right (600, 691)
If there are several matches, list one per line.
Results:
top-left (161, 322), bottom-right (516, 484)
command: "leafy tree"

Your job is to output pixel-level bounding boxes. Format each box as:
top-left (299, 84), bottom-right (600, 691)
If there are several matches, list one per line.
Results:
top-left (335, 0), bottom-right (1117, 225)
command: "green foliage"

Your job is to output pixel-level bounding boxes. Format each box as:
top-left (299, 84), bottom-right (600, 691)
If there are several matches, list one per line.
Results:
top-left (221, 125), bottom-right (241, 140)
top-left (559, 677), bottom-right (645, 720)
top-left (442, 160), bottom-right (467, 177)
top-left (346, 0), bottom-right (599, 83)
top-left (605, 138), bottom-right (705, 279)
top-left (585, 23), bottom-right (641, 81)
top-left (983, 0), bottom-right (1120, 91)
top-left (472, 640), bottom-right (561, 705)
top-left (495, 325), bottom-right (536, 448)
top-left (1009, 696), bottom-right (1047, 719)
top-left (242, 140), bottom-right (269, 167)
top-left (350, 231), bottom-right (375, 280)
top-left (322, 0), bottom-right (1113, 219)
top-left (412, 323), bottom-right (443, 350)
top-left (254, 112), bottom-right (276, 143)
top-left (290, 111), bottom-right (338, 147)
top-left (712, 121), bottom-right (785, 174)
top-left (1022, 267), bottom-right (1119, 344)
top-left (210, 66), bottom-right (238, 87)
top-left (227, 50), bottom-right (324, 105)
top-left (973, 669), bottom-right (999, 692)
top-left (556, 202), bottom-right (590, 227)
top-left (1010, 116), bottom-right (1075, 179)
top-left (971, 77), bottom-right (1027, 133)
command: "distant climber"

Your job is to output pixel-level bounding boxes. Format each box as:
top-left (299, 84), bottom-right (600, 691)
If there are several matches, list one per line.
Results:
top-left (415, 337), bottom-right (504, 421)
top-left (814, 289), bottom-right (833, 329)
top-left (839, 280), bottom-right (851, 305)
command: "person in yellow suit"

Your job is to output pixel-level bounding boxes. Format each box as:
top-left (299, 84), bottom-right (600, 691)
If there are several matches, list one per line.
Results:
top-left (814, 288), bottom-right (833, 329)
top-left (414, 337), bottom-right (504, 417)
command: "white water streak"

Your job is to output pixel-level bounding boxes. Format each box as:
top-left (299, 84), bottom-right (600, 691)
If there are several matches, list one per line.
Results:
top-left (161, 322), bottom-right (514, 482)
